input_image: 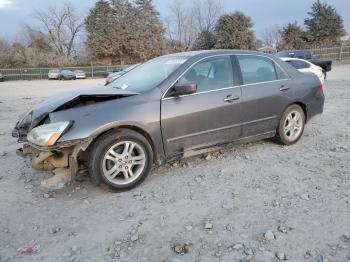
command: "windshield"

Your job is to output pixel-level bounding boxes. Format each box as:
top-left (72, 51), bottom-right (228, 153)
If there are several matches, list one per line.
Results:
top-left (108, 56), bottom-right (188, 92)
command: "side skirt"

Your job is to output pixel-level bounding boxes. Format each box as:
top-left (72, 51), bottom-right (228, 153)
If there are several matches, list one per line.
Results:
top-left (166, 131), bottom-right (276, 161)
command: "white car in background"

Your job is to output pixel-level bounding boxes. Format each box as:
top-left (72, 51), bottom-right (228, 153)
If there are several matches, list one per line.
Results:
top-left (48, 69), bottom-right (60, 80)
top-left (279, 57), bottom-right (325, 84)
top-left (74, 70), bottom-right (86, 79)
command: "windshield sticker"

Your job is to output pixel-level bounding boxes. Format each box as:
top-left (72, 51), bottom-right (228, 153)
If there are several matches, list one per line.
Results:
top-left (121, 84), bottom-right (129, 90)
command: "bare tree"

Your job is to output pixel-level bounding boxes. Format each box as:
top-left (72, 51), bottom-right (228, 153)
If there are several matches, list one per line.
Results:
top-left (192, 0), bottom-right (222, 32)
top-left (165, 0), bottom-right (195, 51)
top-left (261, 26), bottom-right (282, 48)
top-left (32, 2), bottom-right (84, 57)
top-left (165, 0), bottom-right (222, 51)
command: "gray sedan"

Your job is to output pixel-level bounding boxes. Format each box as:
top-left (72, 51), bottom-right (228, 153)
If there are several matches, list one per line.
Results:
top-left (12, 50), bottom-right (324, 190)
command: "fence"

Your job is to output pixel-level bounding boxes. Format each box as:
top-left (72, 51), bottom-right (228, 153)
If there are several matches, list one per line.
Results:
top-left (310, 45), bottom-right (350, 60)
top-left (0, 64), bottom-right (129, 81)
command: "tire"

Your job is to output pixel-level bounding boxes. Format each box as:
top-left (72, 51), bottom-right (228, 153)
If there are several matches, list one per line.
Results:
top-left (275, 104), bottom-right (306, 145)
top-left (87, 129), bottom-right (153, 191)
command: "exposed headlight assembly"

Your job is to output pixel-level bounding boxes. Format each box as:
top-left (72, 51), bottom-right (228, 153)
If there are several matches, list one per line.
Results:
top-left (27, 121), bottom-right (72, 147)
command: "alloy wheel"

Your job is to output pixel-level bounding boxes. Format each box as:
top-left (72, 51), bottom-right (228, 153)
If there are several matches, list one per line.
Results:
top-left (283, 110), bottom-right (303, 142)
top-left (102, 141), bottom-right (146, 185)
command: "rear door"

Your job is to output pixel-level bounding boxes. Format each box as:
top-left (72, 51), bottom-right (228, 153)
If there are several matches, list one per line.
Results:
top-left (161, 55), bottom-right (242, 158)
top-left (236, 55), bottom-right (292, 137)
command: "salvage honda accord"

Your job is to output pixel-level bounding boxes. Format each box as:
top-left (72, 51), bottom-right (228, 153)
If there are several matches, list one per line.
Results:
top-left (12, 50), bottom-right (324, 190)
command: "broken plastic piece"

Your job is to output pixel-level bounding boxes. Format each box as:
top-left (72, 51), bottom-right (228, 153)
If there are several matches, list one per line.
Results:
top-left (17, 242), bottom-right (40, 253)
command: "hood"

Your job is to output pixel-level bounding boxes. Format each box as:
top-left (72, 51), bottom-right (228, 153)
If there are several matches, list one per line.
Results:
top-left (34, 86), bottom-right (137, 114)
top-left (14, 86), bottom-right (138, 140)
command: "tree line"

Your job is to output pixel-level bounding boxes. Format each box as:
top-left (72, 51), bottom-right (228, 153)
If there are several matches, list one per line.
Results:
top-left (0, 0), bottom-right (347, 68)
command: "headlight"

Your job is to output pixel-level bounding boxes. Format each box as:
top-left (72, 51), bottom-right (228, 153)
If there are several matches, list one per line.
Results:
top-left (27, 121), bottom-right (72, 146)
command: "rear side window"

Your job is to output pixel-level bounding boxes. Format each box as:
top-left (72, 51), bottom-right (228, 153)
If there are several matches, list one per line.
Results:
top-left (237, 55), bottom-right (279, 84)
top-left (275, 63), bottom-right (289, 80)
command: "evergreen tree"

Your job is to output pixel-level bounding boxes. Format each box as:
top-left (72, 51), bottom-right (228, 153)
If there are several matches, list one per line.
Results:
top-left (215, 12), bottom-right (255, 49)
top-left (304, 0), bottom-right (345, 47)
top-left (278, 22), bottom-right (307, 50)
top-left (192, 29), bottom-right (217, 50)
top-left (134, 0), bottom-right (166, 60)
top-left (85, 0), bottom-right (166, 64)
top-left (85, 0), bottom-right (118, 63)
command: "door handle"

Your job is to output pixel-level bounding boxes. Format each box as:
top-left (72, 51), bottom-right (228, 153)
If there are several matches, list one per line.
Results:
top-left (279, 85), bottom-right (290, 92)
top-left (223, 95), bottom-right (240, 103)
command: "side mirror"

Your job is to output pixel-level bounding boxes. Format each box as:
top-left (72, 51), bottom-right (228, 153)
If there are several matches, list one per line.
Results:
top-left (172, 82), bottom-right (197, 97)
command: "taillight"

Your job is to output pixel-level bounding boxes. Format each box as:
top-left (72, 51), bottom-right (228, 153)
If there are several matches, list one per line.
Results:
top-left (317, 83), bottom-right (323, 92)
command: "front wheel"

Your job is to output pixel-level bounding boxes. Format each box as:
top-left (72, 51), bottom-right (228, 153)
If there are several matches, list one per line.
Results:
top-left (87, 129), bottom-right (153, 190)
top-left (275, 104), bottom-right (305, 145)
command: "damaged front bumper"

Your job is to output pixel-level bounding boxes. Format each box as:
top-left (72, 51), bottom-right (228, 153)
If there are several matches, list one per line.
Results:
top-left (18, 139), bottom-right (90, 190)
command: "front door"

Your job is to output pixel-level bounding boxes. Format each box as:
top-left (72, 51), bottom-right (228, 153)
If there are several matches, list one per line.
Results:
top-left (161, 55), bottom-right (243, 158)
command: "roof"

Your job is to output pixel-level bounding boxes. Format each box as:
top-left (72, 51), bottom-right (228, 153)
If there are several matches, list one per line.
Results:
top-left (162, 49), bottom-right (269, 59)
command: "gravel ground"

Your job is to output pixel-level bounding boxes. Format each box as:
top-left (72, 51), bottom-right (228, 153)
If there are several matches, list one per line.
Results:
top-left (0, 65), bottom-right (349, 262)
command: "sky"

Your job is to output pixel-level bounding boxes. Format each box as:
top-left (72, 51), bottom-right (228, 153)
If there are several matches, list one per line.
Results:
top-left (0, 0), bottom-right (349, 41)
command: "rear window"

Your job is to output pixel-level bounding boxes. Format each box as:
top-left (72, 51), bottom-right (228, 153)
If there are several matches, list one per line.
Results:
top-left (49, 70), bottom-right (59, 73)
top-left (286, 60), bottom-right (310, 69)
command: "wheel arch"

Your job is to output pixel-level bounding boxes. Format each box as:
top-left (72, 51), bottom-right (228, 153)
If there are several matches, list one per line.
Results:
top-left (292, 101), bottom-right (308, 122)
top-left (280, 101), bottom-right (308, 123)
top-left (85, 124), bottom-right (160, 165)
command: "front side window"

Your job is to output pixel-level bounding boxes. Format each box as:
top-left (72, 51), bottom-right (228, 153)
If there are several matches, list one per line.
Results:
top-left (108, 56), bottom-right (188, 92)
top-left (237, 55), bottom-right (279, 85)
top-left (178, 56), bottom-right (234, 93)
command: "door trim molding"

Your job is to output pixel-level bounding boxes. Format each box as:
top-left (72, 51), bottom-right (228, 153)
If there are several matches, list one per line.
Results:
top-left (162, 85), bottom-right (240, 100)
top-left (166, 115), bottom-right (277, 142)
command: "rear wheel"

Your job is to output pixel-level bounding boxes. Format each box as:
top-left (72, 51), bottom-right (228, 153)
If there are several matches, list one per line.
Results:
top-left (87, 129), bottom-right (153, 190)
top-left (275, 104), bottom-right (305, 145)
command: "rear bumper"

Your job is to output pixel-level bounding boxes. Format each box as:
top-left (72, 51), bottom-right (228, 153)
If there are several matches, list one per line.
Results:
top-left (307, 91), bottom-right (325, 121)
